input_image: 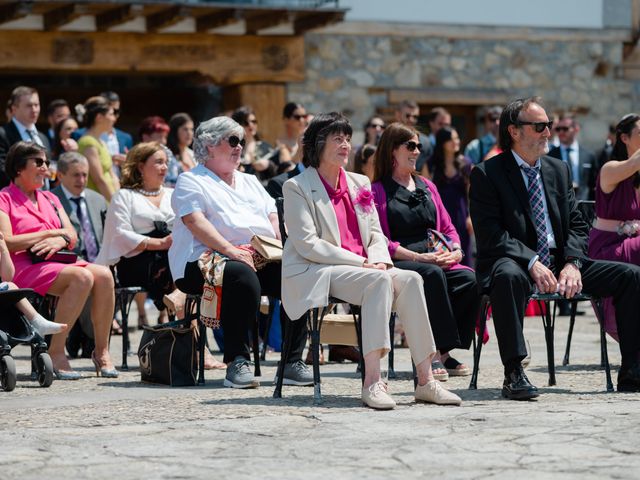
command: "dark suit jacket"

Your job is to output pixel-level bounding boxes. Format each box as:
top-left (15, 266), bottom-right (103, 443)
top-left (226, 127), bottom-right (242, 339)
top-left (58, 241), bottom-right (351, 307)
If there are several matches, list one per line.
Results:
top-left (0, 121), bottom-right (51, 188)
top-left (266, 164), bottom-right (304, 199)
top-left (469, 150), bottom-right (589, 289)
top-left (51, 185), bottom-right (107, 259)
top-left (72, 127), bottom-right (133, 154)
top-left (547, 144), bottom-right (597, 201)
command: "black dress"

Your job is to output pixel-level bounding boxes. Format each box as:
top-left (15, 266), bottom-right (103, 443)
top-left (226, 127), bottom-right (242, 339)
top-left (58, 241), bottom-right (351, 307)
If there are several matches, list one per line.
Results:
top-left (382, 176), bottom-right (479, 352)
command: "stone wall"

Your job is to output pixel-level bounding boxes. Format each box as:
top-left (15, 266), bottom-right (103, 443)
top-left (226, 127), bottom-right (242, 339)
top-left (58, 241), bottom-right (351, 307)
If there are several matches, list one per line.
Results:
top-left (287, 28), bottom-right (637, 150)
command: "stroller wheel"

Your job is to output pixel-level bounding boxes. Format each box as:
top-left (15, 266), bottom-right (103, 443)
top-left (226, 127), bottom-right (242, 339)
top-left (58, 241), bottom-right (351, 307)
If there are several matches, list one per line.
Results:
top-left (36, 352), bottom-right (54, 388)
top-left (1, 355), bottom-right (17, 392)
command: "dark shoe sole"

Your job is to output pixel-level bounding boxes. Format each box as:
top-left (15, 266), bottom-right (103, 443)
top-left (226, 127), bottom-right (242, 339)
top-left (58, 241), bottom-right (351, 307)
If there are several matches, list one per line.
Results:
top-left (501, 388), bottom-right (539, 400)
top-left (274, 376), bottom-right (314, 386)
top-left (617, 383), bottom-right (640, 392)
top-left (223, 379), bottom-right (259, 389)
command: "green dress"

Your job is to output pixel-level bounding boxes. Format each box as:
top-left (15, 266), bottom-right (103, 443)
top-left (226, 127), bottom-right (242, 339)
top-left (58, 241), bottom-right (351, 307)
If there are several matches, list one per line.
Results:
top-left (78, 135), bottom-right (115, 197)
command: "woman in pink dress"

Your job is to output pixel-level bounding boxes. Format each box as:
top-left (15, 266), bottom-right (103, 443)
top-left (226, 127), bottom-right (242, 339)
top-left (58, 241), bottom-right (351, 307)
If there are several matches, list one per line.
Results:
top-left (0, 142), bottom-right (117, 379)
top-left (588, 113), bottom-right (640, 339)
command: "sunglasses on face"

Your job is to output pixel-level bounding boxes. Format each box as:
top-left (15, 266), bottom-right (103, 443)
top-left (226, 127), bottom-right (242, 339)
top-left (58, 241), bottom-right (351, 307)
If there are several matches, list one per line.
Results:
top-left (292, 114), bottom-right (307, 121)
top-left (554, 126), bottom-right (570, 132)
top-left (368, 123), bottom-right (385, 129)
top-left (517, 121), bottom-right (553, 133)
top-left (113, 108), bottom-right (121, 116)
top-left (403, 141), bottom-right (423, 152)
top-left (226, 135), bottom-right (246, 148)
top-left (29, 157), bottom-right (50, 168)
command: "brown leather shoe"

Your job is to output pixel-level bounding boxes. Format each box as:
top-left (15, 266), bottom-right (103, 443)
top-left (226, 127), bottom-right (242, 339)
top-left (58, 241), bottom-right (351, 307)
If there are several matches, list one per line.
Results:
top-left (328, 345), bottom-right (361, 363)
top-left (304, 344), bottom-right (325, 365)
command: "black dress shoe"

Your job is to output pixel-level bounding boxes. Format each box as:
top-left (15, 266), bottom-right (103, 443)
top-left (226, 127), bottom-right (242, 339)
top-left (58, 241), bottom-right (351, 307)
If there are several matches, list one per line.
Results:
top-left (502, 366), bottom-right (539, 400)
top-left (617, 364), bottom-right (640, 392)
top-left (328, 345), bottom-right (361, 363)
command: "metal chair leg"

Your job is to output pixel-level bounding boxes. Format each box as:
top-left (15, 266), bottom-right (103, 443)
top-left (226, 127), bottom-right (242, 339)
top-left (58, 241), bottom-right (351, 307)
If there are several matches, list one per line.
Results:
top-left (352, 307), bottom-right (365, 385)
top-left (118, 291), bottom-right (136, 371)
top-left (311, 307), bottom-right (325, 405)
top-left (252, 316), bottom-right (261, 377)
top-left (469, 295), bottom-right (489, 390)
top-left (388, 313), bottom-right (396, 379)
top-left (562, 301), bottom-right (577, 366)
top-left (592, 299), bottom-right (614, 392)
top-left (273, 310), bottom-right (296, 399)
top-left (541, 300), bottom-right (556, 386)
top-left (261, 298), bottom-right (276, 361)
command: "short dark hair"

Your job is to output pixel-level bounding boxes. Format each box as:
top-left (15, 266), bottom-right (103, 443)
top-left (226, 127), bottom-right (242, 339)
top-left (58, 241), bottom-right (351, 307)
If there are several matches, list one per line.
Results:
top-left (283, 102), bottom-right (303, 119)
top-left (373, 122), bottom-right (416, 182)
top-left (397, 100), bottom-right (418, 112)
top-left (301, 112), bottom-right (352, 168)
top-left (231, 106), bottom-right (254, 126)
top-left (9, 86), bottom-right (37, 108)
top-left (5, 141), bottom-right (47, 181)
top-left (100, 91), bottom-right (120, 104)
top-left (427, 107), bottom-right (449, 124)
top-left (498, 96), bottom-right (544, 152)
top-left (46, 99), bottom-right (69, 117)
top-left (558, 113), bottom-right (577, 127)
top-left (353, 144), bottom-right (376, 176)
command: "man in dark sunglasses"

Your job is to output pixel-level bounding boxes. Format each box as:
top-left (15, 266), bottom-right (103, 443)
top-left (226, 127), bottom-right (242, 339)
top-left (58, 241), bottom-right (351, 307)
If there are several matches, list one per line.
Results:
top-left (470, 96), bottom-right (640, 398)
top-left (547, 114), bottom-right (597, 202)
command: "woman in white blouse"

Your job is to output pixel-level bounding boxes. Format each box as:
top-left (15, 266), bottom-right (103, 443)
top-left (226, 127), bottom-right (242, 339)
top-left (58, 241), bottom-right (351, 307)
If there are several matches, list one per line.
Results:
top-left (97, 142), bottom-right (177, 316)
top-left (168, 116), bottom-right (311, 389)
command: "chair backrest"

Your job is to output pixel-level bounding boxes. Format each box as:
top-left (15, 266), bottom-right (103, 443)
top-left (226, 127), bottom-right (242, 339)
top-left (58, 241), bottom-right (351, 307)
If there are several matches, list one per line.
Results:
top-left (577, 200), bottom-right (596, 227)
top-left (275, 197), bottom-right (288, 244)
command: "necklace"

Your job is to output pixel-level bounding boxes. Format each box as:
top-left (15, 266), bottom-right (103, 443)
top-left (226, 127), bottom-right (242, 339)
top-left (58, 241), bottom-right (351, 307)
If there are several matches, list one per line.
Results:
top-left (136, 186), bottom-right (163, 197)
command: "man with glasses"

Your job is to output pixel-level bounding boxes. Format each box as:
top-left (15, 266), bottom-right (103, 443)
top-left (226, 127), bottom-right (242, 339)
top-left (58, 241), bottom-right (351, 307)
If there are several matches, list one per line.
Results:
top-left (547, 114), bottom-right (597, 201)
top-left (395, 100), bottom-right (431, 173)
top-left (470, 96), bottom-right (640, 398)
top-left (0, 86), bottom-right (51, 188)
top-left (465, 106), bottom-right (502, 164)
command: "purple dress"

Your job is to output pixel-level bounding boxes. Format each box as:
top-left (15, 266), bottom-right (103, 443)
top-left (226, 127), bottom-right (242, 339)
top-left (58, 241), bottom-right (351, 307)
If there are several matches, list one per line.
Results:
top-left (588, 175), bottom-right (640, 339)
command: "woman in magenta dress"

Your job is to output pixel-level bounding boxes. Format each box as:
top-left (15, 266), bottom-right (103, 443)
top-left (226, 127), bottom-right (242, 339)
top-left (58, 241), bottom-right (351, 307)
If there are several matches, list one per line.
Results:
top-left (588, 113), bottom-right (640, 340)
top-left (0, 142), bottom-right (117, 379)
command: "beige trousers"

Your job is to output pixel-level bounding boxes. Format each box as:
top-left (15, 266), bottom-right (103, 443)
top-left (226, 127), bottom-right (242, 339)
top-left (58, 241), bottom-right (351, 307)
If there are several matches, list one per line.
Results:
top-left (328, 266), bottom-right (436, 365)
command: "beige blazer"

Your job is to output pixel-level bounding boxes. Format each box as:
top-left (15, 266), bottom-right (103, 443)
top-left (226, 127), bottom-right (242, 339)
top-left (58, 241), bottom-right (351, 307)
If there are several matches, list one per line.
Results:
top-left (281, 167), bottom-right (391, 320)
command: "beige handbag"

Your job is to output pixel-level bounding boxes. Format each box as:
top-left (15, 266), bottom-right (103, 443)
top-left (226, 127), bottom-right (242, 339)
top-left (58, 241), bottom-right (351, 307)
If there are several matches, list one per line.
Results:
top-left (250, 235), bottom-right (283, 261)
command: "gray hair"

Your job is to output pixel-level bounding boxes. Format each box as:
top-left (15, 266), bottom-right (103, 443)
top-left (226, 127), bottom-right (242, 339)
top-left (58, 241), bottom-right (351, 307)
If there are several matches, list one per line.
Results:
top-left (193, 116), bottom-right (244, 164)
top-left (58, 151), bottom-right (88, 174)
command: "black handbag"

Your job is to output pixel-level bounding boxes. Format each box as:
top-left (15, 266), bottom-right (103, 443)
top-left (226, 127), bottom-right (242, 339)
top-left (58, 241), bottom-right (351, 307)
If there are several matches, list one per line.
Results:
top-left (137, 319), bottom-right (197, 386)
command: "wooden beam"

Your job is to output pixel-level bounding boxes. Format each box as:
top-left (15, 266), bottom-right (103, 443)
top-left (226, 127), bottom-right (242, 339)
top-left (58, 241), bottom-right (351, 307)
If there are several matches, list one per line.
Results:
top-left (95, 4), bottom-right (140, 32)
top-left (195, 9), bottom-right (241, 33)
top-left (146, 5), bottom-right (190, 33)
top-left (0, 1), bottom-right (32, 26)
top-left (0, 30), bottom-right (305, 85)
top-left (245, 10), bottom-right (289, 35)
top-left (43, 3), bottom-right (89, 31)
top-left (293, 11), bottom-right (344, 35)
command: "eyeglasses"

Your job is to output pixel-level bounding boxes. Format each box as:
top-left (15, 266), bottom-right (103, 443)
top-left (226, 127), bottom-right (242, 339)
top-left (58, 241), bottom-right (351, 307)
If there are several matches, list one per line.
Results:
top-left (554, 126), bottom-right (570, 132)
top-left (226, 135), bottom-right (246, 148)
top-left (403, 141), bottom-right (423, 152)
top-left (517, 121), bottom-right (553, 133)
top-left (28, 157), bottom-right (50, 168)
top-left (292, 114), bottom-right (307, 121)
top-left (368, 123), bottom-right (385, 129)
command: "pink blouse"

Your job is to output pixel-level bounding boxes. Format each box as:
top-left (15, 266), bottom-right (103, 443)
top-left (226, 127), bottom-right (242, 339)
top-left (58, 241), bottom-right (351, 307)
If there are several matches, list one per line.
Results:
top-left (319, 168), bottom-right (366, 258)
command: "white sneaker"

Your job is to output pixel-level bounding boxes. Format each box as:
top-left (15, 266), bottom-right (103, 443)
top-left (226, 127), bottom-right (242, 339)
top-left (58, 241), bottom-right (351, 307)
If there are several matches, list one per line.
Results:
top-left (361, 381), bottom-right (396, 410)
top-left (415, 380), bottom-right (462, 406)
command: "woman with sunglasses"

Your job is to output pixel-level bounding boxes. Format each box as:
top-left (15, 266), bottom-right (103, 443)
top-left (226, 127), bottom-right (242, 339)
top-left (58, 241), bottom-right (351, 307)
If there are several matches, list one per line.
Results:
top-left (588, 113), bottom-right (640, 340)
top-left (282, 113), bottom-right (461, 409)
top-left (231, 106), bottom-right (276, 184)
top-left (275, 102), bottom-right (307, 164)
top-left (0, 141), bottom-right (117, 379)
top-left (371, 122), bottom-right (480, 381)
top-left (430, 126), bottom-right (473, 266)
top-left (168, 116), bottom-right (311, 389)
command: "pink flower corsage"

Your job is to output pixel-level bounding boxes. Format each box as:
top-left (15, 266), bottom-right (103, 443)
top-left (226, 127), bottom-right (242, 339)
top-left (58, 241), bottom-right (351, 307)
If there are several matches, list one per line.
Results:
top-left (354, 186), bottom-right (375, 215)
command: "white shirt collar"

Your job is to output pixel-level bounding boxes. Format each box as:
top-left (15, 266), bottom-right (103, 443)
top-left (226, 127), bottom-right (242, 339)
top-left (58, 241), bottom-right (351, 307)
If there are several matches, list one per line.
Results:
top-left (60, 183), bottom-right (86, 201)
top-left (512, 150), bottom-right (541, 170)
top-left (11, 117), bottom-right (35, 138)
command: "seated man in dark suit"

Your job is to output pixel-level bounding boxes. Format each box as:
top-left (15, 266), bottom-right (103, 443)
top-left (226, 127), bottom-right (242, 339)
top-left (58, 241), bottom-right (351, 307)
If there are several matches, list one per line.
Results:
top-left (0, 86), bottom-right (51, 188)
top-left (52, 151), bottom-right (108, 357)
top-left (470, 97), bottom-right (640, 399)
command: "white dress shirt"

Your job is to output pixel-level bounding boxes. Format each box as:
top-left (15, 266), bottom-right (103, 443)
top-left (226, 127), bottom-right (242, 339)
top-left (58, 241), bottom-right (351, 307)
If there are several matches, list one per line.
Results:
top-left (168, 164), bottom-right (277, 280)
top-left (512, 150), bottom-right (556, 269)
top-left (12, 118), bottom-right (43, 146)
top-left (96, 187), bottom-right (175, 266)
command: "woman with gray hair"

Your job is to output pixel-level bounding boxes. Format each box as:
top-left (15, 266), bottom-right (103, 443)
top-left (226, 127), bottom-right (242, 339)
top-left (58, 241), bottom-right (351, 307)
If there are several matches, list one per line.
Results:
top-left (168, 116), bottom-right (311, 389)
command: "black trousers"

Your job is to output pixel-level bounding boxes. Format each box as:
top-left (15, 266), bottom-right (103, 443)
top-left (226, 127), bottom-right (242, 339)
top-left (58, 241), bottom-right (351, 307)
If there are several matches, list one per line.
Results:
top-left (488, 257), bottom-right (640, 370)
top-left (395, 261), bottom-right (479, 353)
top-left (175, 260), bottom-right (307, 364)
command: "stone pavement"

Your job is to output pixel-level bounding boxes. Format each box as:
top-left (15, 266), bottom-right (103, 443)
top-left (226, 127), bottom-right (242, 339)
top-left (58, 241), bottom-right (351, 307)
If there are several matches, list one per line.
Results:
top-left (1, 307), bottom-right (639, 479)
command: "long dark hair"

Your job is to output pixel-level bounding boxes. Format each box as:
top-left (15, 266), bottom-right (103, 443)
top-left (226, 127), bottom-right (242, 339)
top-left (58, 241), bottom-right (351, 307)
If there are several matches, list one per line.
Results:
top-left (612, 113), bottom-right (640, 188)
top-left (167, 112), bottom-right (193, 156)
top-left (373, 122), bottom-right (416, 182)
top-left (431, 126), bottom-right (468, 187)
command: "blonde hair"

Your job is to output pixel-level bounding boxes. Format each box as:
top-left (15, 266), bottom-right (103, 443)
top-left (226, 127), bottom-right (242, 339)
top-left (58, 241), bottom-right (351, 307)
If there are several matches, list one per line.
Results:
top-left (120, 142), bottom-right (165, 189)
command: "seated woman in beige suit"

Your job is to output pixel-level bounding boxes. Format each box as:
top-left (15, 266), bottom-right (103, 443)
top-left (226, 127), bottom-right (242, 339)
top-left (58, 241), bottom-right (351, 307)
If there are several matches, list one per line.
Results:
top-left (282, 112), bottom-right (462, 409)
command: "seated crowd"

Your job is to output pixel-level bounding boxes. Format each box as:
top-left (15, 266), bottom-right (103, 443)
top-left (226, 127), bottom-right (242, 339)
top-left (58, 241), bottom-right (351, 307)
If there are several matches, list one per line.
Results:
top-left (0, 84), bottom-right (639, 411)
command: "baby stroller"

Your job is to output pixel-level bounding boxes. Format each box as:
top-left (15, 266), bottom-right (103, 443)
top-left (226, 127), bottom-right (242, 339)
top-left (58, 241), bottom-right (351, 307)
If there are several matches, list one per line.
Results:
top-left (0, 288), bottom-right (54, 391)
